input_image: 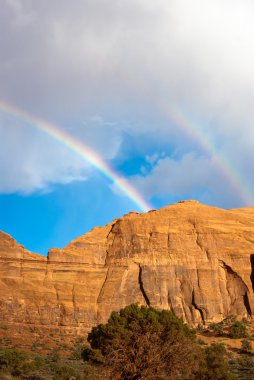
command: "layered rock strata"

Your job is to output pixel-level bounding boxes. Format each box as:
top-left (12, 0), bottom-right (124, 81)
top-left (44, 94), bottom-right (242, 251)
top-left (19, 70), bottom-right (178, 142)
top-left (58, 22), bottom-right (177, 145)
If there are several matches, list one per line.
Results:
top-left (1, 201), bottom-right (254, 334)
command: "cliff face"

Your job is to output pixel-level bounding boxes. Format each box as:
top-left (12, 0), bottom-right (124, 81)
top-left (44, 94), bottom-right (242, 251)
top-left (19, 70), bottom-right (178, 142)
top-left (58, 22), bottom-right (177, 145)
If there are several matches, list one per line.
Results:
top-left (1, 201), bottom-right (254, 334)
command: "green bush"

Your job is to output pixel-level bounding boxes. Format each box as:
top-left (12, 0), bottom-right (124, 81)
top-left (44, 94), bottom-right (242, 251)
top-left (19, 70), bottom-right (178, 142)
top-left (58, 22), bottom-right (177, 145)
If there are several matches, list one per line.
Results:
top-left (241, 339), bottom-right (252, 353)
top-left (0, 348), bottom-right (36, 377)
top-left (194, 343), bottom-right (236, 380)
top-left (208, 322), bottom-right (224, 336)
top-left (87, 304), bottom-right (201, 380)
top-left (52, 363), bottom-right (81, 380)
top-left (229, 321), bottom-right (248, 339)
top-left (222, 315), bottom-right (237, 327)
top-left (229, 355), bottom-right (254, 380)
top-left (86, 305), bottom-right (239, 380)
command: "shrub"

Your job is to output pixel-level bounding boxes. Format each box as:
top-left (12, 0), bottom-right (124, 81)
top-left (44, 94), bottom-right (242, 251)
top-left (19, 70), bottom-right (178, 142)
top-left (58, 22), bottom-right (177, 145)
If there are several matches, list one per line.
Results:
top-left (222, 315), bottom-right (237, 327)
top-left (0, 348), bottom-right (33, 377)
top-left (229, 321), bottom-right (248, 339)
top-left (52, 364), bottom-right (81, 380)
top-left (194, 343), bottom-right (236, 380)
top-left (241, 339), bottom-right (252, 353)
top-left (208, 322), bottom-right (224, 336)
top-left (87, 304), bottom-right (202, 380)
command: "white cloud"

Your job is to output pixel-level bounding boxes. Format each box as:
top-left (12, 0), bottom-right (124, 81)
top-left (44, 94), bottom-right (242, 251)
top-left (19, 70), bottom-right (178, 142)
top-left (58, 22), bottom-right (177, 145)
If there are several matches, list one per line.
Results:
top-left (0, 0), bottom-right (254, 204)
top-left (0, 113), bottom-right (88, 193)
top-left (132, 152), bottom-right (244, 208)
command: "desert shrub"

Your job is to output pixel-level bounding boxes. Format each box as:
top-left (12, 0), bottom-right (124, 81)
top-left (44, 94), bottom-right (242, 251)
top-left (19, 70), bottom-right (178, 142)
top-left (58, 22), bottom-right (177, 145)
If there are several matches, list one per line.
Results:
top-left (208, 322), bottom-right (224, 336)
top-left (87, 304), bottom-right (202, 380)
top-left (241, 339), bottom-right (252, 353)
top-left (229, 321), bottom-right (248, 339)
top-left (82, 347), bottom-right (104, 364)
top-left (0, 348), bottom-right (33, 376)
top-left (70, 338), bottom-right (86, 360)
top-left (86, 305), bottom-right (237, 380)
top-left (241, 317), bottom-right (250, 326)
top-left (222, 315), bottom-right (237, 327)
top-left (193, 343), bottom-right (236, 380)
top-left (51, 363), bottom-right (81, 380)
top-left (47, 347), bottom-right (61, 363)
top-left (229, 355), bottom-right (254, 380)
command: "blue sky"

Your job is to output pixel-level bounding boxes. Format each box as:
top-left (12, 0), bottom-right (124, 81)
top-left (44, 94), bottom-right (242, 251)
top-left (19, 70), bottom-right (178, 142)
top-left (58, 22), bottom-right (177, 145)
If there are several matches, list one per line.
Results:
top-left (1, 0), bottom-right (254, 255)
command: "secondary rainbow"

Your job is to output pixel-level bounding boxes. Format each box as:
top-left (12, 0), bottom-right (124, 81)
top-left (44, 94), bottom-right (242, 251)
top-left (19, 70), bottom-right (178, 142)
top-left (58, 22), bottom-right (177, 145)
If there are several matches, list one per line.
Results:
top-left (161, 102), bottom-right (254, 206)
top-left (0, 100), bottom-right (152, 212)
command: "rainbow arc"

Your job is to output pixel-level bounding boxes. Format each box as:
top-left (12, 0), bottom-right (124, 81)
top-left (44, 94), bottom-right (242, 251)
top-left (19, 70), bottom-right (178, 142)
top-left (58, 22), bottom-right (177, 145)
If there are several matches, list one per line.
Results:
top-left (0, 100), bottom-right (152, 212)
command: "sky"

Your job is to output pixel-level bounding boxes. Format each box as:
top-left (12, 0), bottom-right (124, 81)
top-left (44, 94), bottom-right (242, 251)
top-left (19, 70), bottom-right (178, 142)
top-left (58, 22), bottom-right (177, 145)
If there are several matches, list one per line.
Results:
top-left (1, 0), bottom-right (254, 255)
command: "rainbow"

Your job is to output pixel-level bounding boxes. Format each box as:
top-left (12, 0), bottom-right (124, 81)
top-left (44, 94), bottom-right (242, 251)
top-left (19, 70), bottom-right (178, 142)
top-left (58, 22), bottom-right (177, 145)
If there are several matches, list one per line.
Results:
top-left (0, 100), bottom-right (152, 212)
top-left (161, 102), bottom-right (254, 206)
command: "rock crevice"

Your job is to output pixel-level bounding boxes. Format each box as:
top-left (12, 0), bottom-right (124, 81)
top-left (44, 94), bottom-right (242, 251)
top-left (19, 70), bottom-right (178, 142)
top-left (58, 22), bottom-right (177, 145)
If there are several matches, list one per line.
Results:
top-left (138, 264), bottom-right (150, 307)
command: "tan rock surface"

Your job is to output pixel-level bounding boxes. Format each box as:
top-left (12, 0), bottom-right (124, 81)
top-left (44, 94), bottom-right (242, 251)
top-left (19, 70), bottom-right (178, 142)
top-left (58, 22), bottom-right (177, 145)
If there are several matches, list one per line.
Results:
top-left (1, 201), bottom-right (254, 335)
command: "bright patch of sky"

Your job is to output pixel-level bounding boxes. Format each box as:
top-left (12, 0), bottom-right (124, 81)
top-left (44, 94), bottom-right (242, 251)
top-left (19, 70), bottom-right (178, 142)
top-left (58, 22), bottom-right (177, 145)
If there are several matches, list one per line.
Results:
top-left (1, 0), bottom-right (254, 254)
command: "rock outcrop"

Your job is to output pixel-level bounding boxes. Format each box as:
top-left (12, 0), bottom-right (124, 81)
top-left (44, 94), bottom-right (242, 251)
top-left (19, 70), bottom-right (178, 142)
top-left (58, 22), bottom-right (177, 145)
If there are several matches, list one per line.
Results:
top-left (1, 201), bottom-right (254, 335)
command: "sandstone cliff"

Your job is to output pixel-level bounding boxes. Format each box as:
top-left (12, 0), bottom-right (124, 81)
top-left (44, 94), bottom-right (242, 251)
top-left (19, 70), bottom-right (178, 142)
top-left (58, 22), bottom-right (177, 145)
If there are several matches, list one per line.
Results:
top-left (1, 201), bottom-right (254, 335)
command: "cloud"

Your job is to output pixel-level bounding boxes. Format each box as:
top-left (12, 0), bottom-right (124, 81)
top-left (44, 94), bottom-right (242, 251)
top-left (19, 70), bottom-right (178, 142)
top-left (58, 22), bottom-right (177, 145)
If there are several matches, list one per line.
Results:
top-left (132, 152), bottom-right (244, 208)
top-left (0, 1), bottom-right (254, 204)
top-left (0, 113), bottom-right (90, 193)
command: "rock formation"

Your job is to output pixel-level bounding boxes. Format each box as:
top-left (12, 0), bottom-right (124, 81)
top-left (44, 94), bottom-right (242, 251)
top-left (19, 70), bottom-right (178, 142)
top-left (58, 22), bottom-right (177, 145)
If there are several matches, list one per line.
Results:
top-left (1, 201), bottom-right (254, 335)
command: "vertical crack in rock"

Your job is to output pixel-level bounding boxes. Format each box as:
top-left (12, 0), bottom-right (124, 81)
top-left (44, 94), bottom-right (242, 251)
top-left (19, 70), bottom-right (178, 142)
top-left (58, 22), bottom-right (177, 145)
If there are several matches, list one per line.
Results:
top-left (243, 292), bottom-right (252, 317)
top-left (219, 260), bottom-right (252, 317)
top-left (167, 292), bottom-right (173, 311)
top-left (20, 258), bottom-right (24, 285)
top-left (72, 285), bottom-right (78, 323)
top-left (53, 284), bottom-right (60, 303)
top-left (72, 285), bottom-right (76, 309)
top-left (250, 254), bottom-right (254, 291)
top-left (96, 267), bottom-right (110, 304)
top-left (138, 264), bottom-right (150, 306)
top-left (43, 260), bottom-right (49, 286)
top-left (189, 221), bottom-right (209, 261)
top-left (105, 222), bottom-right (118, 265)
top-left (106, 221), bottom-right (118, 239)
top-left (191, 289), bottom-right (205, 324)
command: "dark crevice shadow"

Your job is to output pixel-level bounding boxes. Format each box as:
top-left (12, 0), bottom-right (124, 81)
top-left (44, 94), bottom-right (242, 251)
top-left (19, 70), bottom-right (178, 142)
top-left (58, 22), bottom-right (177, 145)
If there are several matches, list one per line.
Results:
top-left (250, 254), bottom-right (254, 292)
top-left (243, 292), bottom-right (252, 316)
top-left (192, 289), bottom-right (205, 324)
top-left (138, 264), bottom-right (150, 306)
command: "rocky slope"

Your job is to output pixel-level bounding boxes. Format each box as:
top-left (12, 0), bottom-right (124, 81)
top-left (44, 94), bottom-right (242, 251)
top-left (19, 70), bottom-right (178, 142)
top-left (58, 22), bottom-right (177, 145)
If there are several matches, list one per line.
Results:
top-left (1, 201), bottom-right (254, 335)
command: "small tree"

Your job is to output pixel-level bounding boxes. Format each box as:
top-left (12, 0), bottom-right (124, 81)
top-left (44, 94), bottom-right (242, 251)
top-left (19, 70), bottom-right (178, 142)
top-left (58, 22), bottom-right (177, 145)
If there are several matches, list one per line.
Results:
top-left (241, 339), bottom-right (252, 354)
top-left (194, 343), bottom-right (236, 380)
top-left (229, 321), bottom-right (248, 339)
top-left (209, 322), bottom-right (224, 336)
top-left (87, 304), bottom-right (200, 380)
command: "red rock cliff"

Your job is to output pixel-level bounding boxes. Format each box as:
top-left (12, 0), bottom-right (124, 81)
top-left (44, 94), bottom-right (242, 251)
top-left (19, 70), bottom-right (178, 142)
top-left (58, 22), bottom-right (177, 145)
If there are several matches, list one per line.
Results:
top-left (1, 201), bottom-right (254, 334)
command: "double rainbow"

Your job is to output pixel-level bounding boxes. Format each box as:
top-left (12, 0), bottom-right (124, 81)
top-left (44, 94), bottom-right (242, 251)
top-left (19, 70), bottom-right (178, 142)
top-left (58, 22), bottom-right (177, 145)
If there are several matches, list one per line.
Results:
top-left (1, 99), bottom-right (253, 209)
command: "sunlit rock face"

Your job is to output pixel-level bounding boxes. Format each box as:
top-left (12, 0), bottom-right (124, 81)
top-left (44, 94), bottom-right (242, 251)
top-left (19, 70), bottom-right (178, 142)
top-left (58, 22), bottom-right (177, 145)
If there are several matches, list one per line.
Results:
top-left (0, 201), bottom-right (254, 335)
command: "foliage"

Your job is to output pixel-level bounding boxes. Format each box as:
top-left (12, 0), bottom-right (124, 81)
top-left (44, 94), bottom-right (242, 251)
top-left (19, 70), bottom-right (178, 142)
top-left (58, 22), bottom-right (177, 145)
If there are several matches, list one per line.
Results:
top-left (229, 356), bottom-right (254, 380)
top-left (69, 338), bottom-right (86, 360)
top-left (51, 363), bottom-right (81, 380)
top-left (208, 322), bottom-right (224, 336)
top-left (47, 347), bottom-right (61, 363)
top-left (193, 343), bottom-right (236, 380)
top-left (82, 347), bottom-right (104, 365)
top-left (222, 315), bottom-right (237, 327)
top-left (241, 317), bottom-right (250, 327)
top-left (0, 348), bottom-right (33, 377)
top-left (229, 321), bottom-right (248, 339)
top-left (241, 339), bottom-right (252, 353)
top-left (0, 347), bottom-right (102, 379)
top-left (87, 304), bottom-right (203, 380)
